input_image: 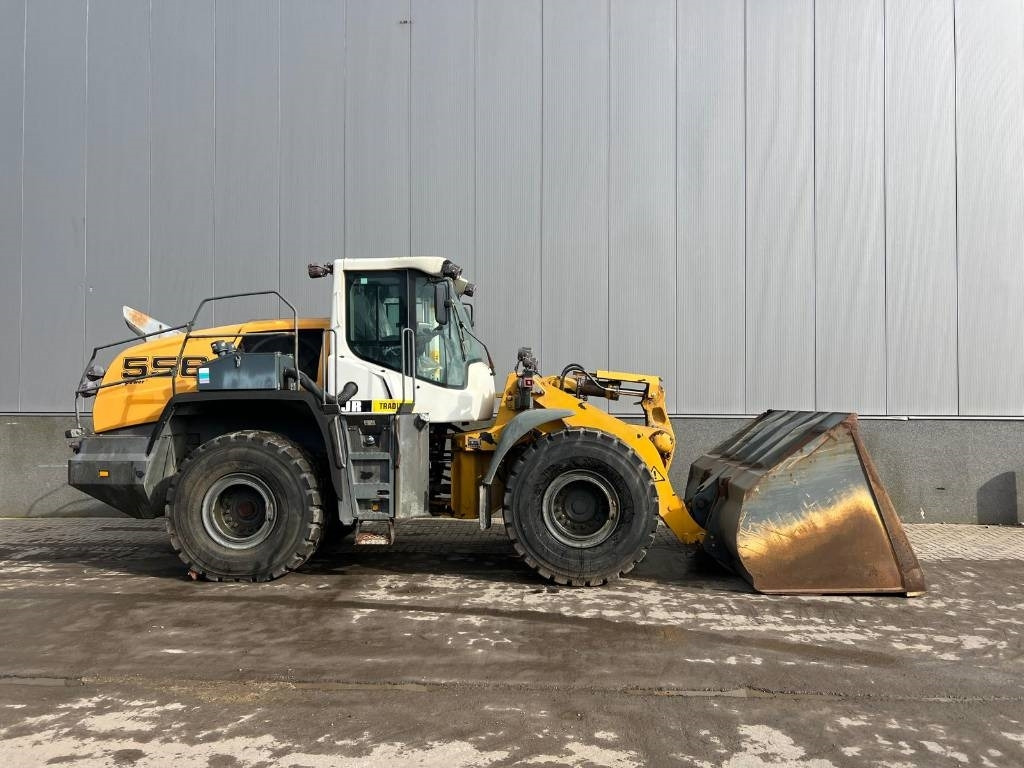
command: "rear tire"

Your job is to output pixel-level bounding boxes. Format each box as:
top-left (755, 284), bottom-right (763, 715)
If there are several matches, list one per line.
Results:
top-left (503, 428), bottom-right (659, 586)
top-left (166, 430), bottom-right (323, 582)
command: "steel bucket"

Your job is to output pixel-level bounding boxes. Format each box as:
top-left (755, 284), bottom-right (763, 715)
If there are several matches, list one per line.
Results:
top-left (684, 411), bottom-right (925, 595)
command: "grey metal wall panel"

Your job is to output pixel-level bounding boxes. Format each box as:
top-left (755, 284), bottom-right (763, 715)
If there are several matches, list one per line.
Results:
top-left (150, 0), bottom-right (215, 326)
top-left (885, 0), bottom-right (958, 415)
top-left (474, 0), bottom-right (542, 373)
top-left (280, 0), bottom-right (345, 318)
top-left (814, 0), bottom-right (885, 413)
top-left (744, 0), bottom-right (815, 412)
top-left (8, 0), bottom-right (1024, 419)
top-left (542, 0), bottom-right (609, 370)
top-left (955, 0), bottom-right (1024, 415)
top-left (20, 0), bottom-right (87, 411)
top-left (85, 0), bottom-right (150, 356)
top-left (411, 0), bottom-right (474, 272)
top-left (608, 0), bottom-right (675, 412)
top-left (0, 0), bottom-right (25, 410)
top-left (676, 0), bottom-right (745, 414)
top-left (214, 0), bottom-right (280, 325)
top-left (345, 0), bottom-right (410, 260)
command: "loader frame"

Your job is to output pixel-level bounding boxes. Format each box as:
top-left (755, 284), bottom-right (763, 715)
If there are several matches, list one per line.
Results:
top-left (67, 270), bottom-right (926, 595)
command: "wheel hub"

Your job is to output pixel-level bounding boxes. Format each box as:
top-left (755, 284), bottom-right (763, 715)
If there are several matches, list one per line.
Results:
top-left (542, 470), bottom-right (620, 548)
top-left (201, 473), bottom-right (277, 550)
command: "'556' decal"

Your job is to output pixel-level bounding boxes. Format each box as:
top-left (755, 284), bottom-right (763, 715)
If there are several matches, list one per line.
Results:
top-left (121, 356), bottom-right (209, 379)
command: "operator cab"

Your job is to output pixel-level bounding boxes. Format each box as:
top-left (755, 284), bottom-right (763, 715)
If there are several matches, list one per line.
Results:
top-left (318, 257), bottom-right (496, 422)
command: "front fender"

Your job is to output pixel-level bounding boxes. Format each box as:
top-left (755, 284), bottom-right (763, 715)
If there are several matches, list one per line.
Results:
top-left (480, 408), bottom-right (575, 486)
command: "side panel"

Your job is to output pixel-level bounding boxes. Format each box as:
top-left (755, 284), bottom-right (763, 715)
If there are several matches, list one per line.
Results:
top-left (474, 0), bottom-right (542, 371)
top-left (280, 0), bottom-right (346, 317)
top-left (955, 0), bottom-right (1024, 415)
top-left (411, 0), bottom-right (475, 272)
top-left (150, 0), bottom-right (215, 325)
top-left (394, 413), bottom-right (428, 519)
top-left (21, 0), bottom-right (87, 411)
top-left (744, 0), bottom-right (815, 412)
top-left (676, 0), bottom-right (745, 414)
top-left (214, 0), bottom-right (280, 324)
top-left (0, 0), bottom-right (25, 410)
top-left (541, 0), bottom-right (610, 370)
top-left (344, 0), bottom-right (411, 260)
top-left (813, 0), bottom-right (886, 413)
top-left (608, 0), bottom-right (676, 412)
top-left (85, 0), bottom-right (151, 358)
top-left (884, 0), bottom-right (958, 415)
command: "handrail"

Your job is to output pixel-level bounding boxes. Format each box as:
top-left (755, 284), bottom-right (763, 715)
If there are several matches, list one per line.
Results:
top-left (172, 291), bottom-right (298, 398)
top-left (400, 327), bottom-right (417, 410)
top-left (72, 322), bottom-right (192, 430)
top-left (322, 327), bottom-right (340, 408)
top-left (72, 291), bottom-right (300, 431)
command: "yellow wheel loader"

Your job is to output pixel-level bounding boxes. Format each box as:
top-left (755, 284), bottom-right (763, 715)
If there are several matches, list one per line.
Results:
top-left (67, 258), bottom-right (924, 595)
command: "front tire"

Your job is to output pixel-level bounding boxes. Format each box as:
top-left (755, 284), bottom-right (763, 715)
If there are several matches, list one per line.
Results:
top-left (503, 428), bottom-right (659, 586)
top-left (166, 430), bottom-right (323, 581)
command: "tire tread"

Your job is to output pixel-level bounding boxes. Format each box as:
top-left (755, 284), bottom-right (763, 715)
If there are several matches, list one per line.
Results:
top-left (502, 428), bottom-right (659, 587)
top-left (165, 429), bottom-right (323, 582)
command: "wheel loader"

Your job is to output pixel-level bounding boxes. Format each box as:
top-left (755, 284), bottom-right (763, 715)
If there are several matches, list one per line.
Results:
top-left (67, 258), bottom-right (924, 595)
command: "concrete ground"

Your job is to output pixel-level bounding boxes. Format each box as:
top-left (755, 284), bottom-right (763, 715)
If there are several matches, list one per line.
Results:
top-left (0, 519), bottom-right (1022, 767)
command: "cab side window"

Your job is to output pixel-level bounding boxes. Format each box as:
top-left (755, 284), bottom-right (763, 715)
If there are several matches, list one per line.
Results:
top-left (346, 272), bottom-right (406, 371)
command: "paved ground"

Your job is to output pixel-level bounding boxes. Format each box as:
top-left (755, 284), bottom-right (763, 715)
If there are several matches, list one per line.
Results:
top-left (0, 518), bottom-right (1022, 767)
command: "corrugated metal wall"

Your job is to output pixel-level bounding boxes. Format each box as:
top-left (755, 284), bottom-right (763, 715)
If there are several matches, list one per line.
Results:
top-left (1, 0), bottom-right (1023, 416)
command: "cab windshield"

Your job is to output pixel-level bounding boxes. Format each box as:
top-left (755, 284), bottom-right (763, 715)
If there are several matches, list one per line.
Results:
top-left (346, 270), bottom-right (483, 389)
top-left (412, 276), bottom-right (484, 388)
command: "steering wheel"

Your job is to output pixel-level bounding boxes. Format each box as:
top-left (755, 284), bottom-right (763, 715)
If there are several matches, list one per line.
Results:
top-left (379, 342), bottom-right (403, 368)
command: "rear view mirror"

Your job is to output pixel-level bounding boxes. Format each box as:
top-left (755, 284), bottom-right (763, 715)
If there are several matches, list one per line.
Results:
top-left (434, 282), bottom-right (449, 326)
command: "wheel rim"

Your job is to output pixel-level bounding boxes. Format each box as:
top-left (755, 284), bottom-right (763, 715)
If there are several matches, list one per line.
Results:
top-left (201, 473), bottom-right (277, 550)
top-left (541, 470), bottom-right (620, 548)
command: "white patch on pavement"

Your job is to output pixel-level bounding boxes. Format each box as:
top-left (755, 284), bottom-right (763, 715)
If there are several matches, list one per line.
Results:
top-left (920, 740), bottom-right (968, 763)
top-left (349, 608), bottom-right (375, 623)
top-left (0, 694), bottom-right (511, 768)
top-left (722, 725), bottom-right (836, 768)
top-left (835, 717), bottom-right (868, 727)
top-left (519, 740), bottom-right (641, 768)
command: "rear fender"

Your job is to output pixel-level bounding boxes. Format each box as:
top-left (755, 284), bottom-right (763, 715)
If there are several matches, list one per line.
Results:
top-left (158, 391), bottom-right (347, 503)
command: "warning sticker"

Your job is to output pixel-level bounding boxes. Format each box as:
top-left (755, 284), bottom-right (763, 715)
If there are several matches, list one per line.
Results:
top-left (371, 399), bottom-right (410, 413)
top-left (340, 399), bottom-right (412, 413)
top-left (650, 467), bottom-right (665, 482)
